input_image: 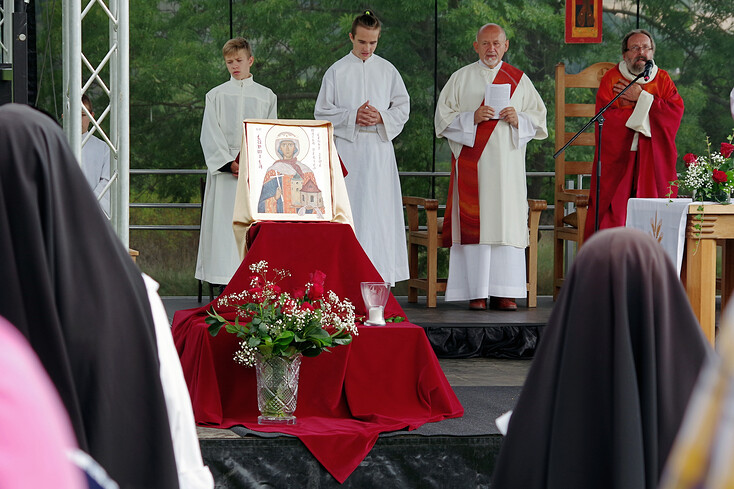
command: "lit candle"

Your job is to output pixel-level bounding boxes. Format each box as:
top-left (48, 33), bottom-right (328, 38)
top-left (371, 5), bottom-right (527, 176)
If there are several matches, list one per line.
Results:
top-left (368, 306), bottom-right (385, 325)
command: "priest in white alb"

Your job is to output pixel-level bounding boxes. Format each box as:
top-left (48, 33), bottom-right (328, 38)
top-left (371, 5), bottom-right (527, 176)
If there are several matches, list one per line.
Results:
top-left (435, 23), bottom-right (547, 311)
top-left (314, 10), bottom-right (410, 286)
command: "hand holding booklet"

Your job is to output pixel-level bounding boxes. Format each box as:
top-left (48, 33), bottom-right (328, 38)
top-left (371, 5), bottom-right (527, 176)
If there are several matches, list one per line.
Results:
top-left (485, 83), bottom-right (511, 119)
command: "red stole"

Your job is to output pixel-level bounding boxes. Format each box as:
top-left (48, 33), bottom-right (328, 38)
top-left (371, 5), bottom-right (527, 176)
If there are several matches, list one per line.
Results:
top-left (442, 62), bottom-right (524, 247)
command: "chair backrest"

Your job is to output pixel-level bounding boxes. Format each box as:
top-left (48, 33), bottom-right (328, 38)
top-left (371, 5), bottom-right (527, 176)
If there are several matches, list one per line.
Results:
top-left (554, 61), bottom-right (616, 200)
top-left (553, 62), bottom-right (616, 299)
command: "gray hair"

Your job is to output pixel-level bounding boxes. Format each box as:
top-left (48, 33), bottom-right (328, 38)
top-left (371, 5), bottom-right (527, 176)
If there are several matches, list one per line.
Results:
top-left (621, 29), bottom-right (655, 54)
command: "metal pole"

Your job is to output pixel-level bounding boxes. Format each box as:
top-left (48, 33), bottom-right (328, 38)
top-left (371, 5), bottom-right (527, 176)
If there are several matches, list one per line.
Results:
top-left (63, 0), bottom-right (81, 161)
top-left (110, 0), bottom-right (119, 233)
top-left (112, 0), bottom-right (129, 247)
top-left (431, 0), bottom-right (437, 199)
top-left (12, 0), bottom-right (28, 104)
top-left (1, 0), bottom-right (13, 64)
top-left (62, 0), bottom-right (68, 127)
top-left (595, 116), bottom-right (603, 232)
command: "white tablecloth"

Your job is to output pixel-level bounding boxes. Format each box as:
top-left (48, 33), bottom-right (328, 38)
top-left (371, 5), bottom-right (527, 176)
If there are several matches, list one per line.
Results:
top-left (625, 198), bottom-right (692, 275)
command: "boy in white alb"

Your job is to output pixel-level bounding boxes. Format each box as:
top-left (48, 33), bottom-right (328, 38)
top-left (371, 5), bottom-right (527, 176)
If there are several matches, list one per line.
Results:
top-left (197, 38), bottom-right (277, 287)
top-left (314, 11), bottom-right (410, 286)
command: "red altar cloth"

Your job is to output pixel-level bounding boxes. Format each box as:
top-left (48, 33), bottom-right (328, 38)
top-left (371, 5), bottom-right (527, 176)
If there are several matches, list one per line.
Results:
top-left (172, 222), bottom-right (463, 483)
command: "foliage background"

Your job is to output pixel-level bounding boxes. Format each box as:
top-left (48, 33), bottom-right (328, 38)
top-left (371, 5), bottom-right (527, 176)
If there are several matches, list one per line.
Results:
top-left (33, 0), bottom-right (734, 295)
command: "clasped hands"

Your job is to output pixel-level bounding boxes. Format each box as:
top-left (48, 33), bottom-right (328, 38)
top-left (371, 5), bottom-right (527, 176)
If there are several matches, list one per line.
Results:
top-left (474, 105), bottom-right (518, 128)
top-left (356, 100), bottom-right (383, 126)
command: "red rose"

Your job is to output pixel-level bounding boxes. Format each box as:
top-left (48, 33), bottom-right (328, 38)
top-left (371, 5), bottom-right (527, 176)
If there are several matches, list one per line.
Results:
top-left (292, 287), bottom-right (305, 300)
top-left (281, 301), bottom-right (296, 314)
top-left (683, 153), bottom-right (697, 166)
top-left (713, 169), bottom-right (728, 183)
top-left (248, 287), bottom-right (264, 303)
top-left (310, 283), bottom-right (324, 299)
top-left (300, 302), bottom-right (315, 312)
top-left (269, 284), bottom-right (281, 296)
top-left (721, 143), bottom-right (734, 158)
top-left (309, 270), bottom-right (327, 286)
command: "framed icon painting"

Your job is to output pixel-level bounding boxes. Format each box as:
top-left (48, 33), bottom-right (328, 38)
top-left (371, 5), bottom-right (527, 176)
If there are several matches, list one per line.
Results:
top-left (565, 0), bottom-right (602, 43)
top-left (243, 120), bottom-right (334, 222)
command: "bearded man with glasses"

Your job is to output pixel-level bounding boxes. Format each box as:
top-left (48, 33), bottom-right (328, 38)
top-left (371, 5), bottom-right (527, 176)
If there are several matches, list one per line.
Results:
top-left (584, 29), bottom-right (684, 239)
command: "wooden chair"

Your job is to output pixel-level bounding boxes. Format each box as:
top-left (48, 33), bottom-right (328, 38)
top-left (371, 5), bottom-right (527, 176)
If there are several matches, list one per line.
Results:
top-left (403, 196), bottom-right (547, 308)
top-left (553, 61), bottom-right (615, 299)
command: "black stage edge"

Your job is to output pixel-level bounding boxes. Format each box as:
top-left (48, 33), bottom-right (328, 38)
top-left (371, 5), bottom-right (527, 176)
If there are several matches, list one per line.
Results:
top-left (201, 435), bottom-right (502, 488)
top-left (400, 296), bottom-right (554, 359)
top-left (199, 386), bottom-right (519, 488)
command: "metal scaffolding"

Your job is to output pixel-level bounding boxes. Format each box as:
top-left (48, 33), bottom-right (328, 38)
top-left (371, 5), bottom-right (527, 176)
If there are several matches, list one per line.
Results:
top-left (63, 0), bottom-right (129, 246)
top-left (0, 1), bottom-right (11, 64)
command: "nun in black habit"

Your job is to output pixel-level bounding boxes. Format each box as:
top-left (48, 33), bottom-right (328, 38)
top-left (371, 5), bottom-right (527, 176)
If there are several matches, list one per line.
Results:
top-left (0, 104), bottom-right (180, 488)
top-left (491, 228), bottom-right (712, 489)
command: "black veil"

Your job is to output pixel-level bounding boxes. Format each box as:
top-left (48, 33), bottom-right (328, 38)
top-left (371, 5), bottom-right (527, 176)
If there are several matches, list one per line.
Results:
top-left (0, 104), bottom-right (179, 488)
top-left (492, 228), bottom-right (712, 489)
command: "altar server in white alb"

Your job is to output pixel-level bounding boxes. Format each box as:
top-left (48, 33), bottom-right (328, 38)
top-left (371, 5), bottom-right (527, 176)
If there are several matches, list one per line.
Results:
top-left (314, 10), bottom-right (410, 286)
top-left (435, 23), bottom-right (547, 311)
top-left (81, 94), bottom-right (111, 216)
top-left (197, 37), bottom-right (277, 287)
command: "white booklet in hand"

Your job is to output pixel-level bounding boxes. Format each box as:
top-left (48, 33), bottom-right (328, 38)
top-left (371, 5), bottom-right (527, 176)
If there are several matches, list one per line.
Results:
top-left (485, 83), bottom-right (511, 119)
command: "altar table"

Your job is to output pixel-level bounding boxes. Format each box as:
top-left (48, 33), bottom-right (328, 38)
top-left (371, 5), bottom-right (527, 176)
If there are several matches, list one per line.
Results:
top-left (627, 199), bottom-right (734, 345)
top-left (172, 222), bottom-right (463, 482)
top-left (681, 203), bottom-right (734, 345)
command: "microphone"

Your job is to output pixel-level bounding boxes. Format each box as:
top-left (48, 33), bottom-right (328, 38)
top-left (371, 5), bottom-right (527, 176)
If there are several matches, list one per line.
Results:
top-left (643, 60), bottom-right (654, 81)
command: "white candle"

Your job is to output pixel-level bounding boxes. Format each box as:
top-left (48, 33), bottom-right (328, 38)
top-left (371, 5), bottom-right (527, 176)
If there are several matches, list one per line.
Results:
top-left (368, 306), bottom-right (385, 325)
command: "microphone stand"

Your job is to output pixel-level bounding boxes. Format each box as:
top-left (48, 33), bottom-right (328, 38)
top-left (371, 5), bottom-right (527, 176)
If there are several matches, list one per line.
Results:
top-left (554, 67), bottom-right (649, 232)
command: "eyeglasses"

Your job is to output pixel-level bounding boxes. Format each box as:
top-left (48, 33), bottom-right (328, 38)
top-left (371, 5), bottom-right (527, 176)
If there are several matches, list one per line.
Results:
top-left (626, 45), bottom-right (653, 53)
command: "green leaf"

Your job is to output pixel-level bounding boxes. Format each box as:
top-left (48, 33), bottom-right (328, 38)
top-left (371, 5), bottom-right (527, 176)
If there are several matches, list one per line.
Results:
top-left (302, 346), bottom-right (323, 357)
top-left (308, 328), bottom-right (331, 340)
top-left (207, 322), bottom-right (223, 337)
top-left (274, 331), bottom-right (295, 346)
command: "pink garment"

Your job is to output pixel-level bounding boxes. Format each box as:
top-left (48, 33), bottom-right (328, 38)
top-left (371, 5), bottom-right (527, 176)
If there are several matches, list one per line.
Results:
top-left (0, 316), bottom-right (85, 489)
